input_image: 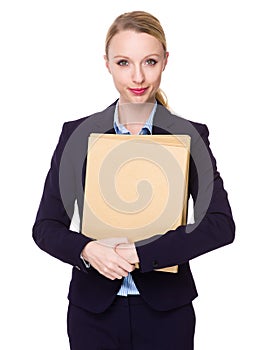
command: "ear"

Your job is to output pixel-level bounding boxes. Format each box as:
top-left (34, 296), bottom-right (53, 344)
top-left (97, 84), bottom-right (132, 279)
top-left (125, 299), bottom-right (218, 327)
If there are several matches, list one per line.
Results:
top-left (104, 55), bottom-right (112, 74)
top-left (162, 51), bottom-right (169, 71)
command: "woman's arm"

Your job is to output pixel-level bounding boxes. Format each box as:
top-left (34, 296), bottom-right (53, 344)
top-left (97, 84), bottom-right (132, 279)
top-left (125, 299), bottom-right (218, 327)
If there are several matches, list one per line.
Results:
top-left (134, 123), bottom-right (235, 272)
top-left (32, 123), bottom-right (92, 270)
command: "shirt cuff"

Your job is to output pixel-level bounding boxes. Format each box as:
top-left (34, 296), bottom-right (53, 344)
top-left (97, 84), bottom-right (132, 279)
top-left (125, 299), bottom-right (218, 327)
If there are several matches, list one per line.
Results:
top-left (80, 254), bottom-right (91, 269)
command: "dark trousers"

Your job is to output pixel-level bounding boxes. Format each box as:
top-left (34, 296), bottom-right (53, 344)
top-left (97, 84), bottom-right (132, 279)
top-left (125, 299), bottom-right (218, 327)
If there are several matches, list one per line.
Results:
top-left (67, 295), bottom-right (196, 350)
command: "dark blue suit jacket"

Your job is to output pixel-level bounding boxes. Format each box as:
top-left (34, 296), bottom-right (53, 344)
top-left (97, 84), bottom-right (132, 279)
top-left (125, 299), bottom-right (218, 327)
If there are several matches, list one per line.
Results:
top-left (33, 102), bottom-right (235, 313)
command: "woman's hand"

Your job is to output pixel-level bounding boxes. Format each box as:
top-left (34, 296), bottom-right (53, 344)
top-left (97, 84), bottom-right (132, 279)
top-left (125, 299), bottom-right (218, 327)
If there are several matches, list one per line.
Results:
top-left (115, 243), bottom-right (140, 265)
top-left (81, 237), bottom-right (135, 280)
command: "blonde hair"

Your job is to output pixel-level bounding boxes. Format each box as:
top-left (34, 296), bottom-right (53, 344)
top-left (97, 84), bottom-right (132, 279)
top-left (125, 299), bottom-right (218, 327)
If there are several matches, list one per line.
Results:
top-left (105, 11), bottom-right (169, 109)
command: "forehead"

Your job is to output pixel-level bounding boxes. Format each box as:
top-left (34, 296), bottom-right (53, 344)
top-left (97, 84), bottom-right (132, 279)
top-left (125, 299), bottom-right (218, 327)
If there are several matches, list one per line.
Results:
top-left (108, 30), bottom-right (164, 58)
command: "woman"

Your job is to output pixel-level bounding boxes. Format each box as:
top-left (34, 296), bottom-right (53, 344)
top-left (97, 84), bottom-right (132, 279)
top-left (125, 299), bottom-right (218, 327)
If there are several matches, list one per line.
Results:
top-left (33, 11), bottom-right (235, 350)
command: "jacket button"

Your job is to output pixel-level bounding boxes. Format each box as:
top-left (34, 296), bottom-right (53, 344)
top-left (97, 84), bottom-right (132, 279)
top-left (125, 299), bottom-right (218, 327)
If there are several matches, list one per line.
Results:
top-left (152, 260), bottom-right (159, 268)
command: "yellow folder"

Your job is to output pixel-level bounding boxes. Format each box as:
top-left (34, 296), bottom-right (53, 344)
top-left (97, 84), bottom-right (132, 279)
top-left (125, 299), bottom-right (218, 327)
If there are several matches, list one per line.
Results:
top-left (81, 133), bottom-right (191, 273)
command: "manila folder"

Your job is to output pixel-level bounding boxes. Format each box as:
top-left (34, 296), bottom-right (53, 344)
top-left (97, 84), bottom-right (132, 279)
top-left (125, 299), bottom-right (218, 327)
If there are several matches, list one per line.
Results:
top-left (81, 133), bottom-right (191, 273)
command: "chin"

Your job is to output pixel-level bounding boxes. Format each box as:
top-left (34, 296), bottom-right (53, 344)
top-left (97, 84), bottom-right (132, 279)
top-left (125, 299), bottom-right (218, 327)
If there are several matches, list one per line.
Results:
top-left (119, 90), bottom-right (155, 104)
top-left (130, 95), bottom-right (154, 104)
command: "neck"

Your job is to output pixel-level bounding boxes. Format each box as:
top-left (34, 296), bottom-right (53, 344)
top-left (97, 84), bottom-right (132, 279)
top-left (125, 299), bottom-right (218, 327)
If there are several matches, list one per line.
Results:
top-left (118, 102), bottom-right (155, 127)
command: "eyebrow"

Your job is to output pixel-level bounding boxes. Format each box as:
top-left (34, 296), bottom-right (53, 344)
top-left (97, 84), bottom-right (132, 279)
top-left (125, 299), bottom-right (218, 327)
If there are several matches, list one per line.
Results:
top-left (113, 54), bottom-right (161, 59)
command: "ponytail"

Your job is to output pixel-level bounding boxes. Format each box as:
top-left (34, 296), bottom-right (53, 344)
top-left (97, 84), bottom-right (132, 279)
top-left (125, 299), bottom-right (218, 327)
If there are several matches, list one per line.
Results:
top-left (156, 88), bottom-right (169, 109)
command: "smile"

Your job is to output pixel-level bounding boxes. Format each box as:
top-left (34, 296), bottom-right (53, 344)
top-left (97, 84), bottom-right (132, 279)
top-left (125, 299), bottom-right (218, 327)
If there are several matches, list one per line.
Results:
top-left (128, 88), bottom-right (148, 96)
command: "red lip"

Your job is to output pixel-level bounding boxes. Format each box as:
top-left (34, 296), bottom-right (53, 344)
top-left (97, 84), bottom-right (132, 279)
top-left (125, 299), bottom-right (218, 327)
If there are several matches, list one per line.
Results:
top-left (129, 88), bottom-right (148, 96)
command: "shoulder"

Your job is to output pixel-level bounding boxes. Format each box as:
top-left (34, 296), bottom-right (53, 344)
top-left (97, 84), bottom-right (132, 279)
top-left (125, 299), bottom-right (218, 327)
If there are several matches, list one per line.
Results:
top-left (62, 111), bottom-right (103, 134)
top-left (61, 101), bottom-right (117, 137)
top-left (171, 109), bottom-right (207, 130)
top-left (166, 108), bottom-right (209, 139)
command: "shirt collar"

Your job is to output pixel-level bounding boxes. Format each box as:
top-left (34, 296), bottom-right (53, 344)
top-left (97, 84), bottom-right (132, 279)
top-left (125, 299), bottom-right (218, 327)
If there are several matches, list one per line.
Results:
top-left (113, 100), bottom-right (157, 135)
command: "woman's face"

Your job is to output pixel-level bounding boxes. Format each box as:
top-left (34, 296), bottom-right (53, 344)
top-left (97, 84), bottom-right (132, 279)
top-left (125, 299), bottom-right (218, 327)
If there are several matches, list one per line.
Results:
top-left (105, 30), bottom-right (168, 104)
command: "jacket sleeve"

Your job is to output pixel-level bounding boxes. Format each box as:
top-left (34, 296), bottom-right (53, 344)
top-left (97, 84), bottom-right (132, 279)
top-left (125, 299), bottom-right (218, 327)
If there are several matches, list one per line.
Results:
top-left (136, 124), bottom-right (235, 272)
top-left (32, 122), bottom-right (92, 270)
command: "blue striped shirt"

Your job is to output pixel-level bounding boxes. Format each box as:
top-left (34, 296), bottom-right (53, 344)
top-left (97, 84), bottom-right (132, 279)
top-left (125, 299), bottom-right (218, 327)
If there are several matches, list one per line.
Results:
top-left (114, 101), bottom-right (157, 296)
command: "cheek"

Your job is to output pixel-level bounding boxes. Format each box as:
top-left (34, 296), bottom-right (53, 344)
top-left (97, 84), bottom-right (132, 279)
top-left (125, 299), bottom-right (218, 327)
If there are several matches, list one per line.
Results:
top-left (112, 75), bottom-right (131, 94)
top-left (147, 68), bottom-right (163, 85)
top-left (111, 68), bottom-right (129, 86)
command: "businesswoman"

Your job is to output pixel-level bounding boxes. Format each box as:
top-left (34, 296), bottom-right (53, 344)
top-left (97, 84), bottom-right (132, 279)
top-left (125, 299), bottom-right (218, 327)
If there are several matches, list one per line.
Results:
top-left (33, 11), bottom-right (235, 350)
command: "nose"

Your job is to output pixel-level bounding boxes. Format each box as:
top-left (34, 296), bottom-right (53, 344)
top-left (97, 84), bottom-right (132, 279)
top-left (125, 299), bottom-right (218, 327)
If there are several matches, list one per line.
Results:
top-left (132, 64), bottom-right (145, 84)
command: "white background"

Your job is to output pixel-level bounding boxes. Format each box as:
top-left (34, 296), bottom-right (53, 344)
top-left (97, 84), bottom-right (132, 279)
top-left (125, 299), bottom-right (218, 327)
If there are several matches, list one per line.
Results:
top-left (1, 0), bottom-right (272, 349)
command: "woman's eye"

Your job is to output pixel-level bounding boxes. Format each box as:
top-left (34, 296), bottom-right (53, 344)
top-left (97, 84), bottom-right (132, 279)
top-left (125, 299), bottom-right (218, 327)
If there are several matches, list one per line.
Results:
top-left (145, 59), bottom-right (157, 66)
top-left (117, 60), bottom-right (129, 66)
